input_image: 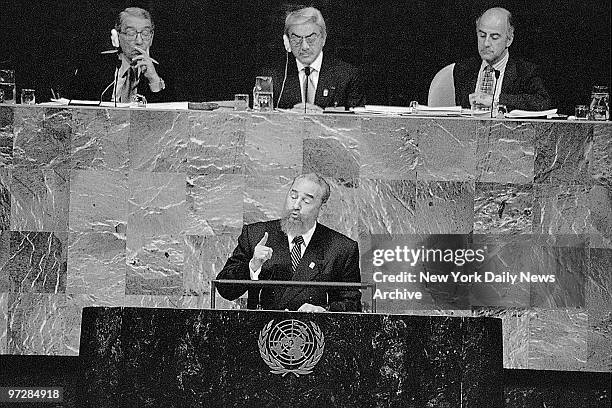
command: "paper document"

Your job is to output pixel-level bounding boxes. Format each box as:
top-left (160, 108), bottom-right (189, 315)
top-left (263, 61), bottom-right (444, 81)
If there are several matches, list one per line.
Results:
top-left (505, 109), bottom-right (558, 118)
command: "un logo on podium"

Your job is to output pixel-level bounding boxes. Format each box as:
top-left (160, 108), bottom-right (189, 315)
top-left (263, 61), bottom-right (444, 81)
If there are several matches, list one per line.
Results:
top-left (258, 319), bottom-right (325, 377)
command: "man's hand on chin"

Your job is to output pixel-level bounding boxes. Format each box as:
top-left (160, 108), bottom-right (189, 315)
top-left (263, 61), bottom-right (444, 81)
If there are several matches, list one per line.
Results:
top-left (297, 303), bottom-right (326, 313)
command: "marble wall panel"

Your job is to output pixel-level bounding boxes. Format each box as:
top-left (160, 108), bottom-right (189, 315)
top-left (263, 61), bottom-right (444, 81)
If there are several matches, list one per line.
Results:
top-left (415, 180), bottom-right (474, 233)
top-left (185, 173), bottom-right (243, 237)
top-left (473, 308), bottom-right (531, 369)
top-left (244, 113), bottom-right (304, 178)
top-left (187, 112), bottom-right (246, 175)
top-left (125, 233), bottom-right (184, 296)
top-left (589, 124), bottom-right (612, 188)
top-left (359, 117), bottom-right (419, 180)
top-left (534, 123), bottom-right (591, 185)
top-left (6, 293), bottom-right (69, 355)
top-left (126, 172), bottom-right (186, 296)
top-left (66, 231), bottom-right (126, 298)
top-left (128, 110), bottom-right (190, 172)
top-left (127, 171), bottom-right (186, 237)
top-left (0, 105), bottom-right (13, 166)
top-left (70, 108), bottom-right (130, 171)
top-left (586, 185), bottom-right (612, 248)
top-left (414, 118), bottom-right (478, 181)
top-left (302, 114), bottom-right (361, 183)
top-left (471, 235), bottom-right (533, 308)
top-left (528, 308), bottom-right (588, 371)
top-left (12, 107), bottom-right (71, 168)
top-left (183, 235), bottom-right (237, 309)
top-left (531, 246), bottom-right (587, 308)
top-left (0, 231), bottom-right (8, 291)
top-left (317, 178), bottom-right (361, 241)
top-left (586, 248), bottom-right (612, 372)
top-left (533, 184), bottom-right (606, 247)
top-left (68, 170), bottom-right (127, 234)
top-left (10, 168), bottom-right (70, 232)
top-left (474, 182), bottom-right (533, 234)
top-left (3, 231), bottom-right (67, 294)
top-left (0, 167), bottom-right (9, 230)
top-left (0, 292), bottom-right (7, 353)
top-left (243, 175), bottom-right (287, 224)
top-left (475, 121), bottom-right (535, 184)
top-left (356, 179), bottom-right (418, 235)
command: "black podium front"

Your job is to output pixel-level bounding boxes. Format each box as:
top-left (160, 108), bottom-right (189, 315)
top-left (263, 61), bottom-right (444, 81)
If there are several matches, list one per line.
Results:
top-left (79, 307), bottom-right (503, 407)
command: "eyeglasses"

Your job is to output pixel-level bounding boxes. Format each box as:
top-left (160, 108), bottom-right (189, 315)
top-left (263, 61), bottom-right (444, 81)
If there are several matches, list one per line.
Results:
top-left (120, 28), bottom-right (153, 41)
top-left (289, 33), bottom-right (320, 47)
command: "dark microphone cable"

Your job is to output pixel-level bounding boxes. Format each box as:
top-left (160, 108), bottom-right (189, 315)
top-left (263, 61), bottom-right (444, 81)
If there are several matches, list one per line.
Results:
top-left (490, 69), bottom-right (501, 119)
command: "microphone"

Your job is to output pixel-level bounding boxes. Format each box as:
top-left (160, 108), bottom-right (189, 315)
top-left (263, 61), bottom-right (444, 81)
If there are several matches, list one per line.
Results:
top-left (304, 66), bottom-right (311, 114)
top-left (491, 69), bottom-right (501, 118)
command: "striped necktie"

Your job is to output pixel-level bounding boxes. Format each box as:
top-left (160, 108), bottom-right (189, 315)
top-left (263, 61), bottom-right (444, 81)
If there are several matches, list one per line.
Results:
top-left (291, 235), bottom-right (304, 273)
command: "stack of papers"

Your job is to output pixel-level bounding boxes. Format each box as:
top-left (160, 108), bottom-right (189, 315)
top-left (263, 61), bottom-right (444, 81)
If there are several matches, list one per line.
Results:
top-left (353, 105), bottom-right (413, 115)
top-left (412, 105), bottom-right (463, 116)
top-left (505, 109), bottom-right (558, 118)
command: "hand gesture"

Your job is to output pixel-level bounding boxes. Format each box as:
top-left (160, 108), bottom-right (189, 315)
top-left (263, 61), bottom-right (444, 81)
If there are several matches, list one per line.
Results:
top-left (249, 232), bottom-right (273, 272)
top-left (132, 46), bottom-right (159, 81)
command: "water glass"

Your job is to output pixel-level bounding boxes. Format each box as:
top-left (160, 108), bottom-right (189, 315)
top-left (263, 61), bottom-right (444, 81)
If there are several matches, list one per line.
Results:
top-left (574, 105), bottom-right (589, 120)
top-left (0, 69), bottom-right (16, 104)
top-left (21, 89), bottom-right (36, 105)
top-left (234, 94), bottom-right (249, 111)
top-left (589, 85), bottom-right (609, 121)
top-left (253, 76), bottom-right (273, 112)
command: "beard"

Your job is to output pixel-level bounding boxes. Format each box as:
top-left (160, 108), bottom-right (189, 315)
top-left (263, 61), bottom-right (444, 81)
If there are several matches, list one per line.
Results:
top-left (280, 210), bottom-right (309, 236)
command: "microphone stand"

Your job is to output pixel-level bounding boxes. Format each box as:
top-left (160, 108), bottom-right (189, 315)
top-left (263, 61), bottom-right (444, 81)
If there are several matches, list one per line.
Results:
top-left (490, 69), bottom-right (501, 119)
top-left (304, 66), bottom-right (311, 114)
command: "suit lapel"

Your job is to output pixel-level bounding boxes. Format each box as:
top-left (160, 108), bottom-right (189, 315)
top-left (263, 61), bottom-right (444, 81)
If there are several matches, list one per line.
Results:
top-left (315, 55), bottom-right (336, 108)
top-left (500, 58), bottom-right (517, 94)
top-left (277, 223), bottom-right (327, 309)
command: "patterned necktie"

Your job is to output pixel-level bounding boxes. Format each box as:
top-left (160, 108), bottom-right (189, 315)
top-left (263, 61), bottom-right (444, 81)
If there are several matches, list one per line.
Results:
top-left (480, 65), bottom-right (494, 95)
top-left (291, 236), bottom-right (304, 273)
top-left (303, 67), bottom-right (315, 104)
top-left (121, 67), bottom-right (139, 102)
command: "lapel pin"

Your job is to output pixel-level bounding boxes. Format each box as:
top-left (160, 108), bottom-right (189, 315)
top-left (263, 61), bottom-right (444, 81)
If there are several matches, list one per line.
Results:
top-left (309, 262), bottom-right (315, 269)
top-left (323, 89), bottom-right (329, 97)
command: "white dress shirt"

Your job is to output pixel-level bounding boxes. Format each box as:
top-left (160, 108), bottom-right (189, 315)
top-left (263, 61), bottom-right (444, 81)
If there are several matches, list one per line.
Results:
top-left (250, 223), bottom-right (317, 280)
top-left (296, 51), bottom-right (323, 104)
top-left (475, 51), bottom-right (510, 105)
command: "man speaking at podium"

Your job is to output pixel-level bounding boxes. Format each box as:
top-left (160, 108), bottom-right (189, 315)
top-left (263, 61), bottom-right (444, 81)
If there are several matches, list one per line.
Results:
top-left (217, 173), bottom-right (362, 312)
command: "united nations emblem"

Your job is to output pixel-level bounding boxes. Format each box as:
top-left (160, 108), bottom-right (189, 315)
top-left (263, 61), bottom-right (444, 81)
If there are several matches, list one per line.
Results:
top-left (258, 319), bottom-right (325, 377)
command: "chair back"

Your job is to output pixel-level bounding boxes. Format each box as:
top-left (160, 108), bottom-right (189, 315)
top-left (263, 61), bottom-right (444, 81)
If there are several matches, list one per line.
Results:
top-left (427, 63), bottom-right (456, 107)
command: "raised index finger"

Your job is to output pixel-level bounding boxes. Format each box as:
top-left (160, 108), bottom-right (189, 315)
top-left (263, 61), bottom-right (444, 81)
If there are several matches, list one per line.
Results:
top-left (257, 232), bottom-right (268, 246)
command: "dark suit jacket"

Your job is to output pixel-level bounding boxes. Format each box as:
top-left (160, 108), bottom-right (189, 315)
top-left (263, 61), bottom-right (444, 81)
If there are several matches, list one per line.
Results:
top-left (264, 53), bottom-right (365, 109)
top-left (216, 220), bottom-right (362, 312)
top-left (453, 57), bottom-right (551, 111)
top-left (71, 53), bottom-right (172, 103)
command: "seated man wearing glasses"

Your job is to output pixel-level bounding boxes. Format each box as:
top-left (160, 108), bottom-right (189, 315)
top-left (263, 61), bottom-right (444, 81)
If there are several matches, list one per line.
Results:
top-left (72, 7), bottom-right (170, 103)
top-left (266, 7), bottom-right (365, 111)
top-left (108, 7), bottom-right (168, 103)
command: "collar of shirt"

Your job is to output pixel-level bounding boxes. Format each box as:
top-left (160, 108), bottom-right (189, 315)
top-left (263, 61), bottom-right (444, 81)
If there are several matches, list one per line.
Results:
top-left (112, 56), bottom-right (141, 102)
top-left (475, 52), bottom-right (510, 103)
top-left (287, 222), bottom-right (317, 256)
top-left (296, 51), bottom-right (323, 101)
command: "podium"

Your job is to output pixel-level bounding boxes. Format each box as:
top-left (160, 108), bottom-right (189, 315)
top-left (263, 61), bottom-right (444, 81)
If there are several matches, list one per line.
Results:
top-left (79, 307), bottom-right (503, 407)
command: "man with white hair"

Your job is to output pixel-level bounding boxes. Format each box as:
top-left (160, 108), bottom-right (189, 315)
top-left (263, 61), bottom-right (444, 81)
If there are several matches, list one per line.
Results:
top-left (268, 6), bottom-right (365, 111)
top-left (453, 7), bottom-right (551, 111)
